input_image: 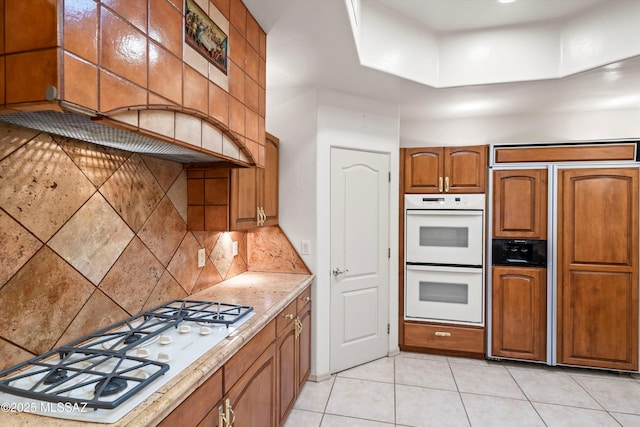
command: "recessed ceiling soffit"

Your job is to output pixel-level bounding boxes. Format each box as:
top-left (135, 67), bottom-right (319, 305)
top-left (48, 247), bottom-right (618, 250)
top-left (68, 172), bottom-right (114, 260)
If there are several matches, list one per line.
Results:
top-left (346, 0), bottom-right (640, 88)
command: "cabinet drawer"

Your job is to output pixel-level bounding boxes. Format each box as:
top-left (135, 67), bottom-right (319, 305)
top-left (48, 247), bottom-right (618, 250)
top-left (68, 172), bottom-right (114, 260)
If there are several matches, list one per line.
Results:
top-left (158, 368), bottom-right (223, 427)
top-left (404, 323), bottom-right (485, 354)
top-left (296, 286), bottom-right (311, 313)
top-left (225, 319), bottom-right (276, 391)
top-left (276, 299), bottom-right (297, 336)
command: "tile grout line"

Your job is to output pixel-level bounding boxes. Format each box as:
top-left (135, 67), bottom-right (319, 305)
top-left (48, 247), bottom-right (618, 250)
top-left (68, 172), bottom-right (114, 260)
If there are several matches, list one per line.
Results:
top-left (564, 372), bottom-right (625, 426)
top-left (393, 354), bottom-right (397, 426)
top-left (319, 375), bottom-right (337, 425)
top-left (504, 365), bottom-right (550, 426)
top-left (446, 357), bottom-right (475, 427)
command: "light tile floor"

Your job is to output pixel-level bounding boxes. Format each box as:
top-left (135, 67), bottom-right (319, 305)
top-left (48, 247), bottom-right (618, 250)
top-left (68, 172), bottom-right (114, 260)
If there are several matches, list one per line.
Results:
top-left (284, 352), bottom-right (640, 427)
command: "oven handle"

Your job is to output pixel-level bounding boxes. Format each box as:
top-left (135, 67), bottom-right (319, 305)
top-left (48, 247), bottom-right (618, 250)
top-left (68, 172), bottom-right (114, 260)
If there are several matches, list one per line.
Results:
top-left (406, 210), bottom-right (483, 216)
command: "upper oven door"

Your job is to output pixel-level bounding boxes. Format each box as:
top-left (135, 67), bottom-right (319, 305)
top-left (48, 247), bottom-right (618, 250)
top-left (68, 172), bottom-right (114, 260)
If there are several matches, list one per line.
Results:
top-left (406, 209), bottom-right (484, 266)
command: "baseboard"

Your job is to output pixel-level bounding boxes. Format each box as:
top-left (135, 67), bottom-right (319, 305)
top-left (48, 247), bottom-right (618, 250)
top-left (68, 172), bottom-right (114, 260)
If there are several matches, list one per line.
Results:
top-left (308, 372), bottom-right (332, 382)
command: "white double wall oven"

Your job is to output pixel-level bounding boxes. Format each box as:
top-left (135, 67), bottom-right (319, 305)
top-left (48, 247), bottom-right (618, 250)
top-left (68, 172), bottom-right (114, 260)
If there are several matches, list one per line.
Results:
top-left (404, 194), bottom-right (486, 325)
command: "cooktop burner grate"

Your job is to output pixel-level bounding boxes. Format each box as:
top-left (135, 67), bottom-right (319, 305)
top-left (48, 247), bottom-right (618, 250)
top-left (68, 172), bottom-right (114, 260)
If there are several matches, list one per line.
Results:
top-left (144, 299), bottom-right (253, 326)
top-left (0, 348), bottom-right (169, 409)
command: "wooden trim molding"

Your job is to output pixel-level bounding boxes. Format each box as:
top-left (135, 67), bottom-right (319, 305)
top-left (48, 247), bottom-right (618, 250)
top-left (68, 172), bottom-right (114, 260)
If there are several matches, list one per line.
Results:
top-left (494, 143), bottom-right (637, 164)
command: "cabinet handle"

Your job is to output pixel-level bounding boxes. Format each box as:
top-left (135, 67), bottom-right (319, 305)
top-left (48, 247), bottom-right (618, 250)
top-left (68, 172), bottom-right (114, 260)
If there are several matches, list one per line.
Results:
top-left (283, 313), bottom-right (294, 320)
top-left (438, 176), bottom-right (443, 192)
top-left (444, 176), bottom-right (450, 192)
top-left (434, 331), bottom-right (451, 337)
top-left (219, 404), bottom-right (225, 427)
top-left (256, 207), bottom-right (266, 226)
top-left (295, 317), bottom-right (303, 339)
top-left (228, 403), bottom-right (236, 427)
top-left (219, 399), bottom-right (234, 427)
top-left (301, 295), bottom-right (310, 303)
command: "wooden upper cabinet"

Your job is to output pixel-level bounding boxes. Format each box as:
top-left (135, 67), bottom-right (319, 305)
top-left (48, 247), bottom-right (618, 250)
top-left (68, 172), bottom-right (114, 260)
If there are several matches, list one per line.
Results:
top-left (403, 147), bottom-right (444, 193)
top-left (557, 167), bottom-right (639, 371)
top-left (230, 166), bottom-right (261, 230)
top-left (493, 169), bottom-right (548, 239)
top-left (444, 146), bottom-right (487, 193)
top-left (188, 134), bottom-right (279, 231)
top-left (230, 133), bottom-right (279, 230)
top-left (404, 146), bottom-right (487, 194)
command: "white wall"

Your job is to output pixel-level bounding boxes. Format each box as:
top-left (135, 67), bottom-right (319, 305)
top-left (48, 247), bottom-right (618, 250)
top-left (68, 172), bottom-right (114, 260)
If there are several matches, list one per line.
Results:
top-left (265, 87), bottom-right (318, 271)
top-left (267, 87), bottom-right (400, 380)
top-left (401, 107), bottom-right (640, 147)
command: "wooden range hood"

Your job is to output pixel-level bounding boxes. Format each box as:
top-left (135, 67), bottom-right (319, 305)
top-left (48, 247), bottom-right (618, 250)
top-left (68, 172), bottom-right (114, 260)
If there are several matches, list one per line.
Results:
top-left (0, 0), bottom-right (267, 166)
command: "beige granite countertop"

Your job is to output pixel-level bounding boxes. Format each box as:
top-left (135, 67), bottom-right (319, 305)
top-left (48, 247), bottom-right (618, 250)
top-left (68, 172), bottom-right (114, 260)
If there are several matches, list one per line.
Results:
top-left (0, 272), bottom-right (314, 427)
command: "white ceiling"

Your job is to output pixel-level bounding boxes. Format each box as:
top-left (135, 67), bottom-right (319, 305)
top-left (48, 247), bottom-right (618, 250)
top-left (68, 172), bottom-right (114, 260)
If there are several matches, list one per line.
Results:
top-left (243, 0), bottom-right (640, 122)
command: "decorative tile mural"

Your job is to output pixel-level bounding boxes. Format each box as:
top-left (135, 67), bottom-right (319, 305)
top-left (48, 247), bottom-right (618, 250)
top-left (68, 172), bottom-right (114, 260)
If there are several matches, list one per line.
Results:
top-left (0, 123), bottom-right (309, 371)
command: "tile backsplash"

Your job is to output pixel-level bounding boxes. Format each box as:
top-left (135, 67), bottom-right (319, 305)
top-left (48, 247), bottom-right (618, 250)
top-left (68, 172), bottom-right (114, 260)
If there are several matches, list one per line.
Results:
top-left (0, 122), bottom-right (309, 371)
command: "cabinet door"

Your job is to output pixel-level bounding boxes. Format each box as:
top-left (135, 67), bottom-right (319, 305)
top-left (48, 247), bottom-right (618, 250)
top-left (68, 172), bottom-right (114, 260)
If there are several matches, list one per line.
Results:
top-left (491, 266), bottom-right (546, 361)
top-left (557, 168), bottom-right (638, 371)
top-left (230, 134), bottom-right (279, 230)
top-left (230, 167), bottom-right (260, 230)
top-left (493, 169), bottom-right (547, 239)
top-left (276, 321), bottom-right (296, 426)
top-left (297, 298), bottom-right (311, 391)
top-left (262, 134), bottom-right (279, 226)
top-left (226, 342), bottom-right (277, 427)
top-left (443, 146), bottom-right (487, 193)
top-left (403, 147), bottom-right (443, 193)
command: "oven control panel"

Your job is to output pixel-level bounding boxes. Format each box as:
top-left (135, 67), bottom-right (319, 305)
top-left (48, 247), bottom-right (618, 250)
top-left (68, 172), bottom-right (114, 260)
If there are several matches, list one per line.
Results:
top-left (405, 194), bottom-right (486, 210)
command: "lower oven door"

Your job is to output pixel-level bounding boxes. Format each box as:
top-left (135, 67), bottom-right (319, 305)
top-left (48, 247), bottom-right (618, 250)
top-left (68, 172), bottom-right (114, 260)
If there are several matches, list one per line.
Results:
top-left (405, 264), bottom-right (484, 325)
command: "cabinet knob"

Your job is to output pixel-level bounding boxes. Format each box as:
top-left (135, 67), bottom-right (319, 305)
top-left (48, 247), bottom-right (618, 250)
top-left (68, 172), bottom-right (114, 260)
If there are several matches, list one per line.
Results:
top-left (301, 296), bottom-right (311, 302)
top-left (283, 313), bottom-right (294, 320)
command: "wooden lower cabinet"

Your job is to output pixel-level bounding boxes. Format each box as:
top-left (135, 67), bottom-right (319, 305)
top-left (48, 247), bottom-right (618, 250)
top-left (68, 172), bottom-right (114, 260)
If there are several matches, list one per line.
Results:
top-left (403, 322), bottom-right (484, 355)
top-left (160, 286), bottom-right (312, 427)
top-left (277, 286), bottom-right (312, 426)
top-left (158, 369), bottom-right (223, 427)
top-left (223, 342), bottom-right (277, 427)
top-left (296, 289), bottom-right (312, 392)
top-left (491, 266), bottom-right (547, 362)
top-left (557, 167), bottom-right (639, 371)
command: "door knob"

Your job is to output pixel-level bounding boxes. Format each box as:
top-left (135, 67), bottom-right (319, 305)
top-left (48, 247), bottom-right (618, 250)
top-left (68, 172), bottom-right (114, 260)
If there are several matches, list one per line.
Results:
top-left (332, 268), bottom-right (349, 276)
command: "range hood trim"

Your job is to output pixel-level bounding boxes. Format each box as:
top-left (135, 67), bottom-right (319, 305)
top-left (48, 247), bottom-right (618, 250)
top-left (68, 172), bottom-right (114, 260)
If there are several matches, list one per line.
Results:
top-left (0, 101), bottom-right (255, 166)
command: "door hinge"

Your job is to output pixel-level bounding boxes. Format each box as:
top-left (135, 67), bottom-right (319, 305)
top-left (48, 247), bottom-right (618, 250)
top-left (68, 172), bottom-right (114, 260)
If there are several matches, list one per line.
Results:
top-left (388, 172), bottom-right (391, 183)
top-left (388, 248), bottom-right (391, 258)
top-left (387, 324), bottom-right (390, 334)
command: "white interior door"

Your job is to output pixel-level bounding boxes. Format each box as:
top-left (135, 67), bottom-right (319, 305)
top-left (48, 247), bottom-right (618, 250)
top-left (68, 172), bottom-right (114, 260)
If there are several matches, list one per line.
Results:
top-left (330, 147), bottom-right (389, 373)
